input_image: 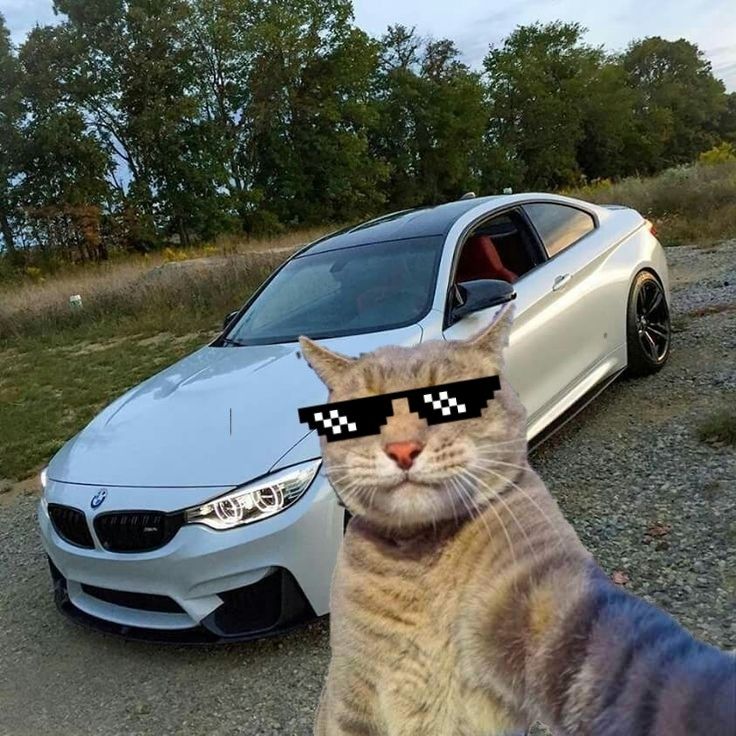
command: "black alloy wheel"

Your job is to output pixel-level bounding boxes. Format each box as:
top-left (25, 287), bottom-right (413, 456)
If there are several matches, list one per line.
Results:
top-left (626, 270), bottom-right (671, 376)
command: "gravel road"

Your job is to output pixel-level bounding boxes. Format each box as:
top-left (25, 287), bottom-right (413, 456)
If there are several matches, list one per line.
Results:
top-left (1, 240), bottom-right (734, 736)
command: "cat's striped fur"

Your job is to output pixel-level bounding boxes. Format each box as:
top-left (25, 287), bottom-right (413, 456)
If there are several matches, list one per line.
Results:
top-left (299, 305), bottom-right (735, 736)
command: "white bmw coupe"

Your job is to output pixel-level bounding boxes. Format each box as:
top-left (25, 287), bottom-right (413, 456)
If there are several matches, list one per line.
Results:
top-left (38, 193), bottom-right (671, 641)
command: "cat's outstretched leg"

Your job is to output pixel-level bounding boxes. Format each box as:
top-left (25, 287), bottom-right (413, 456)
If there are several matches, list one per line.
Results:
top-left (471, 556), bottom-right (736, 736)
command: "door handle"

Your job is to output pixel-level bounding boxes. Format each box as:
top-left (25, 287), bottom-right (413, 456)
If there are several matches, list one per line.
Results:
top-left (552, 273), bottom-right (572, 291)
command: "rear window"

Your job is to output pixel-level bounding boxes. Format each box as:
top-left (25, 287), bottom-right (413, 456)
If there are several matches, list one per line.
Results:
top-left (524, 203), bottom-right (596, 257)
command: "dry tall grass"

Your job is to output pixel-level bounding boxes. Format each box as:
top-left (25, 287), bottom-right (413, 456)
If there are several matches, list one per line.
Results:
top-left (565, 162), bottom-right (736, 245)
top-left (3, 162), bottom-right (735, 343)
top-left (0, 227), bottom-right (331, 342)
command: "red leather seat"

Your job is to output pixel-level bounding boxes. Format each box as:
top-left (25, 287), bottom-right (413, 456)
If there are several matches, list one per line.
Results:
top-left (455, 235), bottom-right (517, 284)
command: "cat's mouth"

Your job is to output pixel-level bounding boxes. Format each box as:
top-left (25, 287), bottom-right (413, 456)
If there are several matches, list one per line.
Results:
top-left (333, 467), bottom-right (465, 509)
top-left (388, 470), bottom-right (453, 491)
top-left (355, 473), bottom-right (434, 494)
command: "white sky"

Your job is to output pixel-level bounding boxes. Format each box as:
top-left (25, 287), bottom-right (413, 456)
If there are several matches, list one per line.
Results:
top-left (2, 0), bottom-right (735, 90)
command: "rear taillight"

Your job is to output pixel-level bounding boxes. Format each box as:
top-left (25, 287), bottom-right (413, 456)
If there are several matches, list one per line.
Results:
top-left (645, 219), bottom-right (658, 238)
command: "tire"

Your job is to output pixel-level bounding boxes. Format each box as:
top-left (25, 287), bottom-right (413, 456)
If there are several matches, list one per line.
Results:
top-left (626, 270), bottom-right (671, 377)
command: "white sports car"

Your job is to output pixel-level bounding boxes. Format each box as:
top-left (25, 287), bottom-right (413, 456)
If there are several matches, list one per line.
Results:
top-left (38, 193), bottom-right (671, 642)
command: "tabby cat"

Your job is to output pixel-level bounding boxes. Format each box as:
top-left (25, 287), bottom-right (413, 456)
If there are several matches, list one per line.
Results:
top-left (298, 304), bottom-right (735, 736)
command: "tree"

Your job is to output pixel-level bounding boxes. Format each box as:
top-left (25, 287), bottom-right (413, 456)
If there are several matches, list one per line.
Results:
top-left (483, 22), bottom-right (604, 190)
top-left (16, 24), bottom-right (113, 260)
top-left (0, 14), bottom-right (22, 257)
top-left (622, 37), bottom-right (727, 168)
top-left (716, 92), bottom-right (736, 146)
top-left (240, 0), bottom-right (387, 229)
top-left (576, 60), bottom-right (640, 180)
top-left (187, 0), bottom-right (259, 228)
top-left (373, 26), bottom-right (486, 208)
top-left (53, 0), bottom-right (231, 247)
top-left (3, 5), bottom-right (734, 265)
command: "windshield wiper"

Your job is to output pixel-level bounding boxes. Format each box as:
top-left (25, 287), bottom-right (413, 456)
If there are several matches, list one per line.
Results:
top-left (220, 336), bottom-right (246, 347)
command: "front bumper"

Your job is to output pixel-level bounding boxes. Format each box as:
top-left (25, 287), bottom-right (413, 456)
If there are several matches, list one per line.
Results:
top-left (48, 558), bottom-right (318, 643)
top-left (38, 470), bottom-right (343, 642)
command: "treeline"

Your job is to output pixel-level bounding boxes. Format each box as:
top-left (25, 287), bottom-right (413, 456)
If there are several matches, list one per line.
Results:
top-left (0, 0), bottom-right (734, 263)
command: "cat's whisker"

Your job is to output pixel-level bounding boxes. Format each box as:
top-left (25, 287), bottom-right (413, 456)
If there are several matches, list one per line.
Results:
top-left (333, 480), bottom-right (362, 504)
top-left (329, 475), bottom-right (363, 491)
top-left (368, 485), bottom-right (380, 513)
top-left (448, 476), bottom-right (473, 528)
top-left (462, 466), bottom-right (539, 561)
top-left (451, 480), bottom-right (464, 527)
top-left (326, 465), bottom-right (375, 475)
top-left (427, 490), bottom-right (440, 536)
top-left (448, 476), bottom-right (477, 524)
top-left (329, 469), bottom-right (366, 482)
top-left (328, 470), bottom-right (352, 481)
top-left (344, 450), bottom-right (376, 461)
top-left (327, 454), bottom-right (377, 467)
top-left (455, 472), bottom-right (516, 566)
top-left (330, 471), bottom-right (384, 492)
top-left (443, 478), bottom-right (459, 526)
top-left (479, 463), bottom-right (565, 551)
top-left (472, 449), bottom-right (528, 460)
top-left (334, 473), bottom-right (375, 500)
top-left (474, 457), bottom-right (529, 471)
top-left (474, 437), bottom-right (529, 448)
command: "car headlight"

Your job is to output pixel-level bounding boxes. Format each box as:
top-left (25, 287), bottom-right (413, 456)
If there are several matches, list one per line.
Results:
top-left (184, 460), bottom-right (321, 530)
top-left (40, 467), bottom-right (48, 491)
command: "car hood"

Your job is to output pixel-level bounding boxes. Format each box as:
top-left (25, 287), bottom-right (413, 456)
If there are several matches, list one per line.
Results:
top-left (48, 325), bottom-right (423, 488)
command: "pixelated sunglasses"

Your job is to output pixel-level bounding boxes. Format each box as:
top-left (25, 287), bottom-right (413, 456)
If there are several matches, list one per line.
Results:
top-left (298, 375), bottom-right (501, 442)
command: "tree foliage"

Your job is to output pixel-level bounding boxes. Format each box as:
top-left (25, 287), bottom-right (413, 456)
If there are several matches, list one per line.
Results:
top-left (484, 22), bottom-right (603, 189)
top-left (0, 15), bottom-right (23, 257)
top-left (372, 26), bottom-right (487, 208)
top-left (0, 6), bottom-right (733, 263)
top-left (622, 37), bottom-right (726, 169)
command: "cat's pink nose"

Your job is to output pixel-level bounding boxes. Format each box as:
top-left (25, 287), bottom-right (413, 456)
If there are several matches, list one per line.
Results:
top-left (385, 441), bottom-right (424, 470)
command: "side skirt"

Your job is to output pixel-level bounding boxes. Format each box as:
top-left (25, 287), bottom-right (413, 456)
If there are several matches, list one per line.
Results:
top-left (528, 368), bottom-right (625, 453)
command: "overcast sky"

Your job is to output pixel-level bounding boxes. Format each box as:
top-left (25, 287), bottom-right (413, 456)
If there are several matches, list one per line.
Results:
top-left (2, 0), bottom-right (734, 90)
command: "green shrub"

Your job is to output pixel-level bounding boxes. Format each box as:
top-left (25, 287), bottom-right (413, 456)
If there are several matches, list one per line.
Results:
top-left (564, 162), bottom-right (736, 245)
top-left (699, 142), bottom-right (736, 166)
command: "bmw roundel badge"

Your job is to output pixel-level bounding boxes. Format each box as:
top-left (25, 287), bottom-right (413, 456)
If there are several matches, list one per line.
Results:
top-left (90, 488), bottom-right (108, 509)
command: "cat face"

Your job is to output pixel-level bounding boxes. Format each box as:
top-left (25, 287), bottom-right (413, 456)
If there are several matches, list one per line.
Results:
top-left (298, 304), bottom-right (527, 533)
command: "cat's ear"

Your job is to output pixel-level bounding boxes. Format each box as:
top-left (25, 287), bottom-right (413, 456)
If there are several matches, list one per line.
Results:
top-left (463, 302), bottom-right (515, 357)
top-left (298, 336), bottom-right (354, 386)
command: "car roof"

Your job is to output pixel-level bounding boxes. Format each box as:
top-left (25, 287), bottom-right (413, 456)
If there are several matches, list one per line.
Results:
top-left (299, 196), bottom-right (502, 256)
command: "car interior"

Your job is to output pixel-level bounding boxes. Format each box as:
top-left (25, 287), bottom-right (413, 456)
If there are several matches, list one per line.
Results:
top-left (454, 211), bottom-right (542, 285)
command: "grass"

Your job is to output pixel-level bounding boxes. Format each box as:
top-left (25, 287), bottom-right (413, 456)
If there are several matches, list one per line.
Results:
top-left (0, 226), bottom-right (330, 343)
top-left (564, 161), bottom-right (736, 246)
top-left (0, 228), bottom-right (332, 481)
top-left (697, 410), bottom-right (736, 447)
top-left (0, 329), bottom-right (221, 481)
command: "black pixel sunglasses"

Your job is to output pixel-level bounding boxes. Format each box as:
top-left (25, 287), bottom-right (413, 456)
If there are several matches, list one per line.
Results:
top-left (298, 375), bottom-right (501, 442)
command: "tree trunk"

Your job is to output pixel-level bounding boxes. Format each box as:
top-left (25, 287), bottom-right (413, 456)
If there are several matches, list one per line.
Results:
top-left (0, 208), bottom-right (16, 256)
top-left (178, 217), bottom-right (190, 248)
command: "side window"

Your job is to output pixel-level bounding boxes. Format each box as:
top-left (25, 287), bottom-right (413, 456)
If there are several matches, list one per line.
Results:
top-left (524, 203), bottom-right (596, 257)
top-left (454, 211), bottom-right (542, 286)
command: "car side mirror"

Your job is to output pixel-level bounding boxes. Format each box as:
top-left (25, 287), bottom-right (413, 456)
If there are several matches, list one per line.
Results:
top-left (223, 310), bottom-right (239, 330)
top-left (449, 279), bottom-right (516, 326)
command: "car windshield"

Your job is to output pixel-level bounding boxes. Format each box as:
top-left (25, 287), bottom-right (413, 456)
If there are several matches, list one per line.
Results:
top-left (226, 236), bottom-right (444, 345)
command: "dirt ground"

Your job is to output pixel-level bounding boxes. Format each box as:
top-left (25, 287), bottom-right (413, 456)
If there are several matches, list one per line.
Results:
top-left (1, 241), bottom-right (734, 736)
